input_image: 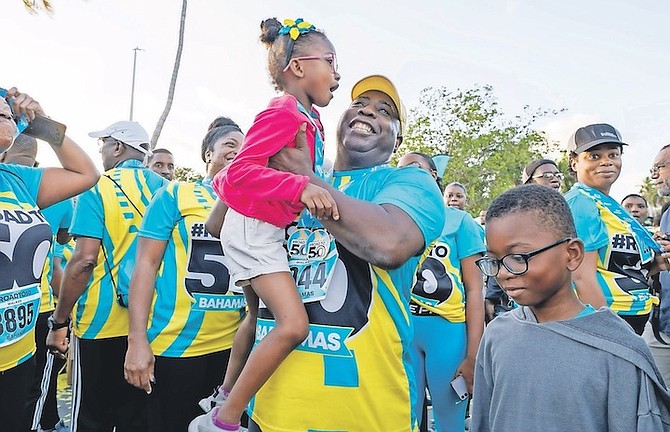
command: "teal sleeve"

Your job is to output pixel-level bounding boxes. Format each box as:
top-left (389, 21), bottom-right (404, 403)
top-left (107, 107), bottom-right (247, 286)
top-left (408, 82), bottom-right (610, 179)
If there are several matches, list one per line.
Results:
top-left (1, 163), bottom-right (43, 200)
top-left (42, 198), bottom-right (74, 231)
top-left (139, 184), bottom-right (180, 241)
top-left (70, 185), bottom-right (105, 239)
top-left (456, 213), bottom-right (486, 259)
top-left (61, 199), bottom-right (73, 229)
top-left (566, 192), bottom-right (608, 252)
top-left (372, 168), bottom-right (446, 249)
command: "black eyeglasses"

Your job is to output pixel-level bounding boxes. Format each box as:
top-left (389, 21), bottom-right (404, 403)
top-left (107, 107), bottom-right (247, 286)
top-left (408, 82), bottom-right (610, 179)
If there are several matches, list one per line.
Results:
top-left (476, 238), bottom-right (571, 277)
top-left (650, 161), bottom-right (670, 176)
top-left (532, 172), bottom-right (564, 181)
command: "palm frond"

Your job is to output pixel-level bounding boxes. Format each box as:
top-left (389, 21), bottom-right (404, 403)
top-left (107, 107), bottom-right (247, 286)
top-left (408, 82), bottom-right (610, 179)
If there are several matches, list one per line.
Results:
top-left (22, 0), bottom-right (54, 15)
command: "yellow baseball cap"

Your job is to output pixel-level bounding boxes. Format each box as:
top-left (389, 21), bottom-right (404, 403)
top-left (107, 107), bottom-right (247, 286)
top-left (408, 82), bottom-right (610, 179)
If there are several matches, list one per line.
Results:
top-left (350, 75), bottom-right (406, 135)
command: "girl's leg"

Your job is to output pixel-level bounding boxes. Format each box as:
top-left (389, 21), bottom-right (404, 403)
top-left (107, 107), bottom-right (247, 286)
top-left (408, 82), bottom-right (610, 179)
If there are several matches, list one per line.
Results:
top-left (216, 271), bottom-right (308, 424)
top-left (221, 286), bottom-right (258, 392)
top-left (421, 319), bottom-right (467, 432)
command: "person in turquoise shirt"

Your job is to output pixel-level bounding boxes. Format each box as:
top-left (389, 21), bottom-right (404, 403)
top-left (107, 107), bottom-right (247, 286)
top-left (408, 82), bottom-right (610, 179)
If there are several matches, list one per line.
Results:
top-left (0, 87), bottom-right (98, 432)
top-left (46, 120), bottom-right (166, 431)
top-left (565, 123), bottom-right (666, 335)
top-left (124, 118), bottom-right (247, 432)
top-left (2, 133), bottom-right (76, 432)
top-left (398, 151), bottom-right (485, 432)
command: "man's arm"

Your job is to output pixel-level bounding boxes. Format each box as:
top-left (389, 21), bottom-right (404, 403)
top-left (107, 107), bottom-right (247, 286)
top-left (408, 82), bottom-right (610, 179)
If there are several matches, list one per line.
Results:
top-left (125, 237), bottom-right (166, 394)
top-left (456, 254), bottom-right (485, 394)
top-left (46, 236), bottom-right (101, 355)
top-left (320, 191), bottom-right (425, 269)
top-left (205, 198), bottom-right (228, 239)
top-left (50, 256), bottom-right (63, 299)
top-left (270, 134), bottom-right (426, 269)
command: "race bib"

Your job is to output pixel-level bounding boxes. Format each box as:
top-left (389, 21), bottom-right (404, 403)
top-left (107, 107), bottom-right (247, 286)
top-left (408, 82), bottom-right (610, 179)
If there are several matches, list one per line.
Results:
top-left (287, 226), bottom-right (338, 304)
top-left (0, 284), bottom-right (40, 347)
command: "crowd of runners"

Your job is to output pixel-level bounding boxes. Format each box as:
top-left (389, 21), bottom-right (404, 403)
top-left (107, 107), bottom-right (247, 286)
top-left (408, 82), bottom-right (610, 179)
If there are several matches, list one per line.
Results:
top-left (2, 16), bottom-right (670, 432)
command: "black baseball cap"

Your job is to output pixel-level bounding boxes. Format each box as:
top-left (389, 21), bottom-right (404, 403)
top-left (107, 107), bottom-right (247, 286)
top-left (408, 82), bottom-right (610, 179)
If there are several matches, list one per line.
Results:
top-left (567, 123), bottom-right (628, 154)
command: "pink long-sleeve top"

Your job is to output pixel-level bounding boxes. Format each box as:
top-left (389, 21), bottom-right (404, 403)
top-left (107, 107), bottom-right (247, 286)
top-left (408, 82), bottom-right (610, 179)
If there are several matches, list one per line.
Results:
top-left (212, 94), bottom-right (321, 228)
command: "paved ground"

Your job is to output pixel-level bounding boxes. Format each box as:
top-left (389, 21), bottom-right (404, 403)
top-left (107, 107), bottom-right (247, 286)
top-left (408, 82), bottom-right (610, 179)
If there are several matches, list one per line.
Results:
top-left (56, 372), bottom-right (72, 429)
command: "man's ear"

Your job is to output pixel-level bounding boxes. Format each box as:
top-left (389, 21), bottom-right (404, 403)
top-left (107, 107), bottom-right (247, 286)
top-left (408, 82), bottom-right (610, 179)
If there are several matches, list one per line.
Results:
top-left (113, 142), bottom-right (125, 157)
top-left (393, 135), bottom-right (403, 153)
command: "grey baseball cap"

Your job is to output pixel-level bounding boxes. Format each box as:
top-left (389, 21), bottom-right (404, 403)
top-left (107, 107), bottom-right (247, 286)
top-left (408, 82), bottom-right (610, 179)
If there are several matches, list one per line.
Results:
top-left (567, 123), bottom-right (628, 154)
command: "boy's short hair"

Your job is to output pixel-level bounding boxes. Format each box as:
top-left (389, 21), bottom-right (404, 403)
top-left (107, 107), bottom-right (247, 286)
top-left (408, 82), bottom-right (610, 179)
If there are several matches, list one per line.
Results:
top-left (487, 184), bottom-right (577, 239)
top-left (149, 148), bottom-right (173, 160)
top-left (621, 193), bottom-right (648, 207)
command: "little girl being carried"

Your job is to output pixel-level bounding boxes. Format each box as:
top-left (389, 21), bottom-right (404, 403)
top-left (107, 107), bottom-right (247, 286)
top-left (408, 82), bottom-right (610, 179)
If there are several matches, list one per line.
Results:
top-left (189, 17), bottom-right (341, 432)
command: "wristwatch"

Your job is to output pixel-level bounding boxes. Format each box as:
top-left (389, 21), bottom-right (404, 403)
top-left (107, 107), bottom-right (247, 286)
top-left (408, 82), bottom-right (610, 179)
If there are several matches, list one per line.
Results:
top-left (47, 314), bottom-right (70, 330)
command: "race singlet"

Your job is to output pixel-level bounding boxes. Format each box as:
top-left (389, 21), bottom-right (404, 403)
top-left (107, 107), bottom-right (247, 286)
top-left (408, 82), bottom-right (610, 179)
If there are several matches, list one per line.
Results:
top-left (0, 207), bottom-right (51, 347)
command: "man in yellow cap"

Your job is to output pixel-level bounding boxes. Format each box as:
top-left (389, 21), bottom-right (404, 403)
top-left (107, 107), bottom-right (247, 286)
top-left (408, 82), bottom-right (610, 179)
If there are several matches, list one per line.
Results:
top-left (243, 75), bottom-right (444, 431)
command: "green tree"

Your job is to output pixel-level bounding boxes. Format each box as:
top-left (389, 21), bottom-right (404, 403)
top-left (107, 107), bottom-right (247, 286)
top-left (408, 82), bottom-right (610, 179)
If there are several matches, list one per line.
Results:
top-left (556, 152), bottom-right (576, 192)
top-left (396, 85), bottom-right (561, 214)
top-left (638, 176), bottom-right (669, 215)
top-left (173, 166), bottom-right (203, 182)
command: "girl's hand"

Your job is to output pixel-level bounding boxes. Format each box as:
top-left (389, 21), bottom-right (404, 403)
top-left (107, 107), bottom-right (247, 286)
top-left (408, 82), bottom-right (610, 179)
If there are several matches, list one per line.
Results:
top-left (300, 183), bottom-right (340, 221)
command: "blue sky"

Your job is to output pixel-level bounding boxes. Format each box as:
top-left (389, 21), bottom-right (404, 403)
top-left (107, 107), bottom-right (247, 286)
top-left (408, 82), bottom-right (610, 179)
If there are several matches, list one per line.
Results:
top-left (5, 0), bottom-right (670, 200)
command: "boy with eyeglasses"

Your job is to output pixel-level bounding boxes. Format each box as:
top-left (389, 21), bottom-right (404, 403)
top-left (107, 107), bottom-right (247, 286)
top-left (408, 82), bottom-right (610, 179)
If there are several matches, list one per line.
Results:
top-left (470, 184), bottom-right (670, 432)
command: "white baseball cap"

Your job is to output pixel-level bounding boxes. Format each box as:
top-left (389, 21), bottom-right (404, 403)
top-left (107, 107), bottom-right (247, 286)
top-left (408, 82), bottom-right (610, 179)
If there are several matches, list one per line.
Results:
top-left (88, 121), bottom-right (151, 155)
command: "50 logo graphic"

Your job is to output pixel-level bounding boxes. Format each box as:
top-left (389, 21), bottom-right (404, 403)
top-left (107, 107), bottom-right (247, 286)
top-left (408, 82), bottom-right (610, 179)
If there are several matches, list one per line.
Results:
top-left (412, 243), bottom-right (455, 306)
top-left (260, 243), bottom-right (373, 338)
top-left (0, 213), bottom-right (52, 291)
top-left (0, 210), bottom-right (51, 345)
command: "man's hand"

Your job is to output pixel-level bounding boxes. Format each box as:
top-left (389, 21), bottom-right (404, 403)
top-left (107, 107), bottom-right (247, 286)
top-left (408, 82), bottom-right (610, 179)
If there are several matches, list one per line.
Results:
top-left (45, 328), bottom-right (69, 360)
top-left (124, 338), bottom-right (156, 394)
top-left (652, 236), bottom-right (670, 272)
top-left (6, 87), bottom-right (44, 121)
top-left (269, 123), bottom-right (313, 176)
top-left (300, 183), bottom-right (340, 221)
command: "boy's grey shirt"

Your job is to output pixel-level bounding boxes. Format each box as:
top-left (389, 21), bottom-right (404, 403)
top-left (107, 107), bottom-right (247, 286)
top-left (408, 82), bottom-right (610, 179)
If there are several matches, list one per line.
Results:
top-left (472, 306), bottom-right (670, 432)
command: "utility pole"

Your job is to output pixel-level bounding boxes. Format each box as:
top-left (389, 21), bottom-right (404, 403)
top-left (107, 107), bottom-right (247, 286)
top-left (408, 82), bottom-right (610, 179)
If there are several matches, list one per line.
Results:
top-left (129, 47), bottom-right (144, 121)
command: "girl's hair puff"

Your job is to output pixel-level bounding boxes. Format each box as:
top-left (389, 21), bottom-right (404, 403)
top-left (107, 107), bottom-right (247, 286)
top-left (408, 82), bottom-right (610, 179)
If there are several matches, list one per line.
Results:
top-left (259, 17), bottom-right (329, 92)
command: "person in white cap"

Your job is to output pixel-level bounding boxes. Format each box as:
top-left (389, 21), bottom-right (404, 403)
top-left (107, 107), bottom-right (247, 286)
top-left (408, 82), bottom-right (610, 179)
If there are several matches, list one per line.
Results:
top-left (46, 120), bottom-right (167, 431)
top-left (234, 74), bottom-right (445, 432)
